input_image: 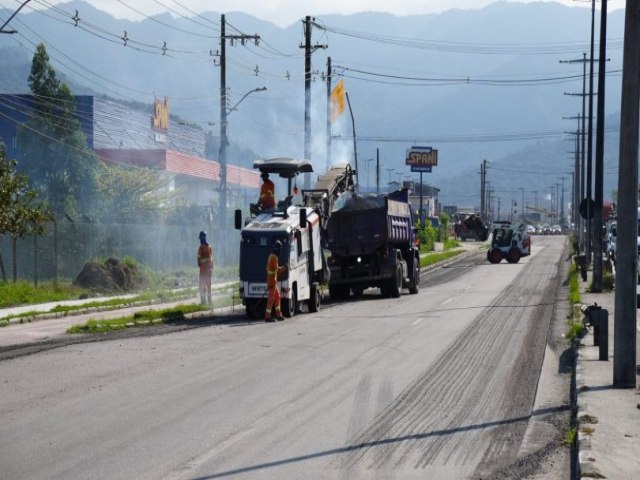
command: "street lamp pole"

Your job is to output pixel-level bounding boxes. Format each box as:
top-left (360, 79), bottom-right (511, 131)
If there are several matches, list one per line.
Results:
top-left (386, 168), bottom-right (395, 183)
top-left (218, 86), bottom-right (266, 232)
top-left (0, 0), bottom-right (32, 34)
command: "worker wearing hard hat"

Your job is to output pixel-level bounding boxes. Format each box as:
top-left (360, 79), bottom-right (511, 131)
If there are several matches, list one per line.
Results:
top-left (258, 172), bottom-right (276, 210)
top-left (264, 240), bottom-right (287, 322)
top-left (197, 231), bottom-right (214, 305)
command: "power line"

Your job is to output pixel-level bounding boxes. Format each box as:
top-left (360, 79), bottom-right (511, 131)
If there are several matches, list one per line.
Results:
top-left (313, 19), bottom-right (623, 55)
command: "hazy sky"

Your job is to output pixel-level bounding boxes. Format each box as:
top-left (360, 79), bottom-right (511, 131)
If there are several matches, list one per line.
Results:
top-left (40, 0), bottom-right (614, 27)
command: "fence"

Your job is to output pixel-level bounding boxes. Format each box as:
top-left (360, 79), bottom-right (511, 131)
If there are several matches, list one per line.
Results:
top-left (0, 220), bottom-right (241, 284)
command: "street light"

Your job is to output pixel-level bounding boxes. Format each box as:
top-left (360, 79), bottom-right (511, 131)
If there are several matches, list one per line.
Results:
top-left (219, 86), bottom-right (267, 232)
top-left (366, 158), bottom-right (374, 191)
top-left (385, 168), bottom-right (395, 183)
top-left (0, 0), bottom-right (32, 34)
top-left (227, 86), bottom-right (267, 114)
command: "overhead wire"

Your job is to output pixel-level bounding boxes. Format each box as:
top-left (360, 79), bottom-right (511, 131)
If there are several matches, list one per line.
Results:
top-left (28, 0), bottom-right (215, 56)
top-left (333, 65), bottom-right (623, 87)
top-left (312, 19), bottom-right (623, 55)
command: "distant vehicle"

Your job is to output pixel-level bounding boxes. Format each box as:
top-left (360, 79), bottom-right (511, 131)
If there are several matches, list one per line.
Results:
top-left (551, 225), bottom-right (562, 235)
top-left (454, 212), bottom-right (489, 242)
top-left (487, 221), bottom-right (532, 264)
top-left (605, 220), bottom-right (617, 263)
top-left (526, 225), bottom-right (536, 235)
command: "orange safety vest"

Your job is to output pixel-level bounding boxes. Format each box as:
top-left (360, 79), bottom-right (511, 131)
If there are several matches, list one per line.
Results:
top-left (259, 179), bottom-right (276, 209)
top-left (266, 252), bottom-right (281, 288)
top-left (198, 244), bottom-right (213, 274)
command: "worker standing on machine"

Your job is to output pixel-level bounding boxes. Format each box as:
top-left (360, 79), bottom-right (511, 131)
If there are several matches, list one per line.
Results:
top-left (258, 172), bottom-right (276, 210)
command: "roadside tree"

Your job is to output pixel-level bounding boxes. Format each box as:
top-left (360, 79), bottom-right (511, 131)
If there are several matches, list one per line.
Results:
top-left (0, 147), bottom-right (51, 283)
top-left (16, 43), bottom-right (98, 218)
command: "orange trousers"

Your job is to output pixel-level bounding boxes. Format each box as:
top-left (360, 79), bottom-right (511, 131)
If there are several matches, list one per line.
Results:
top-left (265, 285), bottom-right (281, 318)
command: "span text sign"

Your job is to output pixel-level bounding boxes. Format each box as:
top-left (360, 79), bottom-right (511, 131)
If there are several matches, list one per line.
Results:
top-left (406, 146), bottom-right (438, 168)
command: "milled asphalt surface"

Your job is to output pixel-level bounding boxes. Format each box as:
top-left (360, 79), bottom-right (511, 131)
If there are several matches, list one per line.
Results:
top-left (12, 240), bottom-right (638, 477)
top-left (576, 271), bottom-right (640, 480)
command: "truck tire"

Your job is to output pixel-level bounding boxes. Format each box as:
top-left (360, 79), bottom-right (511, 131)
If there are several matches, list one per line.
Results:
top-left (351, 286), bottom-right (364, 297)
top-left (408, 263), bottom-right (420, 294)
top-left (389, 264), bottom-right (402, 298)
top-left (246, 304), bottom-right (257, 319)
top-left (308, 284), bottom-right (320, 313)
top-left (282, 287), bottom-right (297, 318)
top-left (488, 248), bottom-right (503, 264)
top-left (329, 284), bottom-right (349, 301)
top-left (506, 248), bottom-right (521, 264)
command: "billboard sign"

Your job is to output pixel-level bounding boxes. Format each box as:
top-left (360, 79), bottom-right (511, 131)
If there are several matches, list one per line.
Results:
top-left (151, 97), bottom-right (169, 133)
top-left (406, 146), bottom-right (438, 168)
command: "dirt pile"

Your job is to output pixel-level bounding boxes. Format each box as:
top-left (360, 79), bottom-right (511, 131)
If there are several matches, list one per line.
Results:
top-left (73, 257), bottom-right (148, 293)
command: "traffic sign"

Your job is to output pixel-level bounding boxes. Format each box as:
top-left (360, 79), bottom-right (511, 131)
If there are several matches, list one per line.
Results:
top-left (579, 198), bottom-right (595, 219)
top-left (411, 165), bottom-right (432, 173)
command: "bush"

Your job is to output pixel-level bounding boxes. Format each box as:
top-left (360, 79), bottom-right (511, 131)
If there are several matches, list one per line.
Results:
top-left (416, 223), bottom-right (439, 252)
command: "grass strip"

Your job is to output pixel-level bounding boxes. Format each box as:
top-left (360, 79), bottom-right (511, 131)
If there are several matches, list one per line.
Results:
top-left (66, 293), bottom-right (237, 334)
top-left (1, 283), bottom-right (239, 325)
top-left (566, 262), bottom-right (584, 341)
top-left (67, 304), bottom-right (210, 334)
top-left (420, 249), bottom-right (465, 268)
top-left (0, 281), bottom-right (85, 308)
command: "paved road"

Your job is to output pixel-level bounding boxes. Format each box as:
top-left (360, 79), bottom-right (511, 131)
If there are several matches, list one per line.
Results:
top-left (0, 237), bottom-right (568, 479)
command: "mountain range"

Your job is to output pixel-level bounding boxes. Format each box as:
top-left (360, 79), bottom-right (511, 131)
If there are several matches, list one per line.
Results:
top-left (0, 0), bottom-right (626, 208)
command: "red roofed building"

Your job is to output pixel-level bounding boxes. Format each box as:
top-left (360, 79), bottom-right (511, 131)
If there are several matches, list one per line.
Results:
top-left (95, 148), bottom-right (260, 207)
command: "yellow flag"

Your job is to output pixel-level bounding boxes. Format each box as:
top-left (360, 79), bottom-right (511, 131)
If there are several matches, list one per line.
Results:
top-left (330, 79), bottom-right (345, 122)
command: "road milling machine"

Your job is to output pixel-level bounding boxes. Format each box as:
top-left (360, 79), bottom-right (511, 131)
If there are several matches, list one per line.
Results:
top-left (235, 159), bottom-right (354, 319)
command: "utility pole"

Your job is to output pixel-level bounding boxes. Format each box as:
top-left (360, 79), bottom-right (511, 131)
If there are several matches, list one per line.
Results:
top-left (326, 56), bottom-right (332, 172)
top-left (560, 177), bottom-right (566, 226)
top-left (480, 161), bottom-right (486, 221)
top-left (219, 15), bottom-right (227, 233)
top-left (376, 148), bottom-right (380, 193)
top-left (520, 187), bottom-right (525, 222)
top-left (613, 0), bottom-right (639, 388)
top-left (345, 91), bottom-right (358, 188)
top-left (561, 52), bottom-right (591, 253)
top-left (592, 0), bottom-right (608, 292)
top-left (218, 15), bottom-right (260, 233)
top-left (586, 0), bottom-right (596, 266)
top-left (301, 16), bottom-right (327, 188)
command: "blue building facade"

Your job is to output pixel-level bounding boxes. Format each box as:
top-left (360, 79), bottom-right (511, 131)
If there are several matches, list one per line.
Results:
top-left (0, 94), bottom-right (94, 158)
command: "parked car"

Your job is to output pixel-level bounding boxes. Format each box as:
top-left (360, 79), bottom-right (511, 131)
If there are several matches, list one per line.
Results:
top-left (605, 220), bottom-right (617, 263)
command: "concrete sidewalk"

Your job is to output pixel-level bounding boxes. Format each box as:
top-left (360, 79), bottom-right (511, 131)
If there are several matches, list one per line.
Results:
top-left (0, 282), bottom-right (239, 349)
top-left (576, 280), bottom-right (640, 479)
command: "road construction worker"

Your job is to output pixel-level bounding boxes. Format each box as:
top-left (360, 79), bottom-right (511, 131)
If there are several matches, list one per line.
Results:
top-left (197, 231), bottom-right (213, 305)
top-left (265, 240), bottom-right (287, 322)
top-left (258, 172), bottom-right (276, 210)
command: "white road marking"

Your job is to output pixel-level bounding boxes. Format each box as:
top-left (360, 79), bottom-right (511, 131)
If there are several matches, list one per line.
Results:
top-left (411, 317), bottom-right (424, 326)
top-left (441, 297), bottom-right (453, 306)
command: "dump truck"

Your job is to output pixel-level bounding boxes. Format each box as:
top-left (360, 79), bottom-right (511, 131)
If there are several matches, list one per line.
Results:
top-left (454, 211), bottom-right (489, 241)
top-left (235, 159), bottom-right (354, 319)
top-left (326, 189), bottom-right (420, 300)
